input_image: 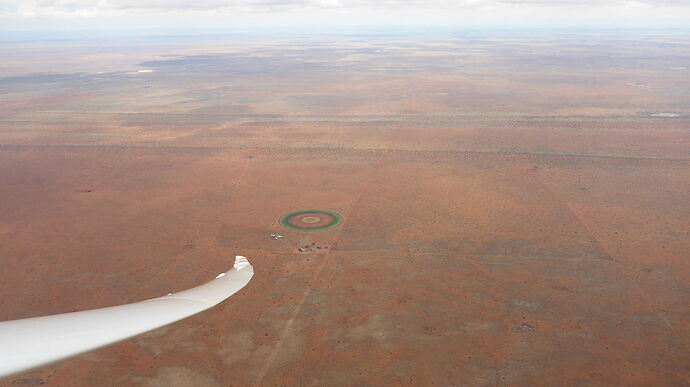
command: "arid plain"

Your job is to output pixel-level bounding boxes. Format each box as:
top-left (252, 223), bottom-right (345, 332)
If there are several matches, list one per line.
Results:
top-left (0, 31), bottom-right (689, 385)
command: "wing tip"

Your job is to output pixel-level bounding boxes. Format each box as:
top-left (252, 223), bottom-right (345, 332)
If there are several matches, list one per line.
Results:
top-left (234, 255), bottom-right (251, 270)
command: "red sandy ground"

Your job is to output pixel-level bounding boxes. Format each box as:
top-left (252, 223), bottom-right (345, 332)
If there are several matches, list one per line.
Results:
top-left (0, 34), bottom-right (688, 386)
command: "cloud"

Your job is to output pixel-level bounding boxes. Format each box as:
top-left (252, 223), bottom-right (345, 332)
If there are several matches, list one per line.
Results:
top-left (4, 0), bottom-right (688, 13)
top-left (1, 0), bottom-right (688, 27)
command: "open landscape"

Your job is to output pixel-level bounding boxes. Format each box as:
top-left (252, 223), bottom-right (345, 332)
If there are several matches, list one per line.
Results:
top-left (0, 31), bottom-right (689, 385)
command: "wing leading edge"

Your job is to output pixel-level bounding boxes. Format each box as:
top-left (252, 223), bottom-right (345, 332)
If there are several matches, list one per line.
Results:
top-left (0, 256), bottom-right (254, 379)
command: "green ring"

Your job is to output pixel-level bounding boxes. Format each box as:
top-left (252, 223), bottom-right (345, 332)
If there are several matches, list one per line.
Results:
top-left (279, 210), bottom-right (342, 231)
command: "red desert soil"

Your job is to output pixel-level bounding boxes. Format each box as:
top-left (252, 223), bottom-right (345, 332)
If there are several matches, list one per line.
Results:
top-left (0, 34), bottom-right (688, 385)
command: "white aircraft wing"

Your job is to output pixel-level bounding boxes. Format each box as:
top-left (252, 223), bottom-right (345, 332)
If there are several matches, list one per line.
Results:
top-left (0, 255), bottom-right (254, 379)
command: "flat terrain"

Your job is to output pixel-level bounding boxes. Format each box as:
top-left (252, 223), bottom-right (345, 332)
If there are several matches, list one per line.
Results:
top-left (0, 31), bottom-right (688, 385)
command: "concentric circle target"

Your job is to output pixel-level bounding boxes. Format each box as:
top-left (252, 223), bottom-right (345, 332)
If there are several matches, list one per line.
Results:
top-left (279, 210), bottom-right (342, 231)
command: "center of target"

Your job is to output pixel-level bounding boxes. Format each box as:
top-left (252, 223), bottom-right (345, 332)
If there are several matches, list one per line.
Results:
top-left (301, 216), bottom-right (321, 224)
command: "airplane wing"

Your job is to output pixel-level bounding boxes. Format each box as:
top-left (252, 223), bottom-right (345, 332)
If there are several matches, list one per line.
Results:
top-left (0, 255), bottom-right (254, 379)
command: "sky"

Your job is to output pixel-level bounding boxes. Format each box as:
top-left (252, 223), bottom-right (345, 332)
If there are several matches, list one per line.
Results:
top-left (1, 0), bottom-right (689, 31)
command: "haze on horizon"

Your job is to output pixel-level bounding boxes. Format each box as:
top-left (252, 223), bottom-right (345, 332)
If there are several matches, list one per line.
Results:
top-left (1, 0), bottom-right (690, 32)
